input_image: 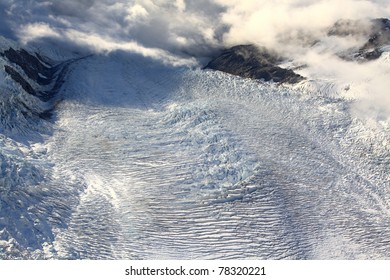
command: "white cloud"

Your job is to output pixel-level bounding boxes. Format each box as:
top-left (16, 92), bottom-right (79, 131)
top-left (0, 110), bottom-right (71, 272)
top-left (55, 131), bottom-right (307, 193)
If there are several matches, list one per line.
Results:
top-left (216, 0), bottom-right (390, 50)
top-left (2, 0), bottom-right (390, 56)
top-left (18, 22), bottom-right (61, 44)
top-left (175, 0), bottom-right (186, 13)
top-left (126, 4), bottom-right (149, 23)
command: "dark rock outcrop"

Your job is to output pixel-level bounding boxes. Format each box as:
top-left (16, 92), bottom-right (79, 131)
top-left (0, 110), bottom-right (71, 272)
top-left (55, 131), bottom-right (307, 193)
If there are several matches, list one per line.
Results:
top-left (205, 45), bottom-right (304, 84)
top-left (1, 48), bottom-right (71, 102)
top-left (328, 18), bottom-right (390, 61)
top-left (359, 18), bottom-right (390, 60)
top-left (4, 65), bottom-right (36, 96)
top-left (3, 48), bottom-right (53, 85)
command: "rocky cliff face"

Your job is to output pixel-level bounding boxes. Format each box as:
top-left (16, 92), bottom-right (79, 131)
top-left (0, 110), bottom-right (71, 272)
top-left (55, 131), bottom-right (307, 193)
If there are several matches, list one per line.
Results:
top-left (205, 45), bottom-right (304, 84)
top-left (359, 18), bottom-right (390, 60)
top-left (1, 48), bottom-right (67, 102)
top-left (0, 39), bottom-right (76, 141)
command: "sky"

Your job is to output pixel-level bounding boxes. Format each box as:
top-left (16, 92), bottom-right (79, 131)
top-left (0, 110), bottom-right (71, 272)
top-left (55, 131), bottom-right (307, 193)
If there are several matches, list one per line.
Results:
top-left (1, 0), bottom-right (389, 59)
top-left (1, 0), bottom-right (390, 118)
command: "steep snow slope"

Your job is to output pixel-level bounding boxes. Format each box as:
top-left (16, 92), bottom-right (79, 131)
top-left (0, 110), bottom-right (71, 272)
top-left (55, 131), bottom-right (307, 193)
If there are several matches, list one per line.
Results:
top-left (0, 43), bottom-right (389, 259)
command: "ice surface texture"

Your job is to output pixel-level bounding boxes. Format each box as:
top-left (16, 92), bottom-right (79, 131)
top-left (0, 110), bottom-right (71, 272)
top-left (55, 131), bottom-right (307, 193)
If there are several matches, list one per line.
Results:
top-left (0, 41), bottom-right (389, 259)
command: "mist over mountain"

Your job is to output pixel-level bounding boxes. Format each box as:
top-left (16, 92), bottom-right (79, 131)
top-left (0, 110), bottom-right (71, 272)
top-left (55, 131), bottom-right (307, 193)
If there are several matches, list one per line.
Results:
top-left (0, 1), bottom-right (389, 57)
top-left (0, 1), bottom-right (389, 260)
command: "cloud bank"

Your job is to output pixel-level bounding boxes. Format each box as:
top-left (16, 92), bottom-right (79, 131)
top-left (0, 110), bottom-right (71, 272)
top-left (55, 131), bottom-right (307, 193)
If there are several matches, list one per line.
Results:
top-left (1, 0), bottom-right (390, 59)
top-left (1, 0), bottom-right (227, 64)
top-left (1, 0), bottom-right (390, 118)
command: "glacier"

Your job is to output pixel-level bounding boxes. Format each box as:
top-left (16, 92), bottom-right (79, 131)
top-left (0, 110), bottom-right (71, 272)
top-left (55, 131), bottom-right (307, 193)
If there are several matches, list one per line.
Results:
top-left (0, 38), bottom-right (389, 259)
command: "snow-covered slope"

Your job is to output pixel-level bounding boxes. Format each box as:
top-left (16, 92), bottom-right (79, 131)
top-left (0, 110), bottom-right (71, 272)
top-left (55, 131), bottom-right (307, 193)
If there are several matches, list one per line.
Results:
top-left (0, 39), bottom-right (389, 259)
top-left (0, 37), bottom-right (82, 258)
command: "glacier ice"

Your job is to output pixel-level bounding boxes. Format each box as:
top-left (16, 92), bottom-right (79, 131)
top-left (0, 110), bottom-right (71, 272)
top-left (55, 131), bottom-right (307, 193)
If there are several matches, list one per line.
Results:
top-left (0, 43), bottom-right (389, 259)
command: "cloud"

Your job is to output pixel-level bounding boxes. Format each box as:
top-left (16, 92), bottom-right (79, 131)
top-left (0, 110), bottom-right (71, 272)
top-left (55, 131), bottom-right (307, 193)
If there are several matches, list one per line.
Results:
top-left (16, 21), bottom-right (198, 66)
top-left (2, 0), bottom-right (389, 59)
top-left (18, 22), bottom-right (61, 43)
top-left (0, 2), bottom-right (11, 37)
top-left (1, 0), bottom-right (226, 62)
top-left (295, 49), bottom-right (390, 119)
top-left (217, 0), bottom-right (390, 50)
